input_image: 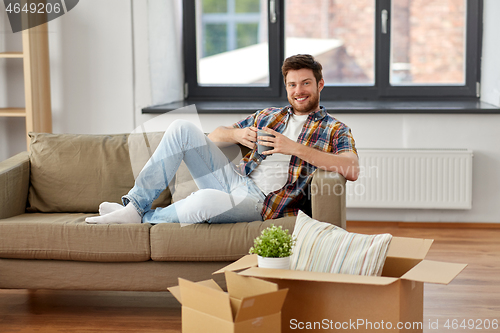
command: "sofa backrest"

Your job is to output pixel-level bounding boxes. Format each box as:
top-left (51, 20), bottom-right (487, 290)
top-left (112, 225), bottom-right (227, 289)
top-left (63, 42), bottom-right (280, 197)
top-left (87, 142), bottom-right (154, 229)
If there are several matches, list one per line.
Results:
top-left (27, 132), bottom-right (171, 213)
top-left (27, 132), bottom-right (249, 213)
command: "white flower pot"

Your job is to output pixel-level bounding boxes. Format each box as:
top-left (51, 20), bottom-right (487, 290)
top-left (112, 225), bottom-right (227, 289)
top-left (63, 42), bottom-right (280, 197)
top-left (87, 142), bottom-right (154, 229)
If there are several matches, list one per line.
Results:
top-left (257, 255), bottom-right (290, 270)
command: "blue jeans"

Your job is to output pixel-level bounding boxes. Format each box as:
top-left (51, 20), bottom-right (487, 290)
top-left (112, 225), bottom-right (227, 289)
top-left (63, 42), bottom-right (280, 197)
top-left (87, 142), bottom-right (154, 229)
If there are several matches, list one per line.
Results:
top-left (122, 119), bottom-right (266, 224)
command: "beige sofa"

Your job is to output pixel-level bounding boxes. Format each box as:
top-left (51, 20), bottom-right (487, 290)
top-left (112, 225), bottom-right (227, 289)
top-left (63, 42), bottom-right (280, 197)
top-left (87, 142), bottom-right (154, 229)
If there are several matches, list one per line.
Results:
top-left (0, 132), bottom-right (346, 291)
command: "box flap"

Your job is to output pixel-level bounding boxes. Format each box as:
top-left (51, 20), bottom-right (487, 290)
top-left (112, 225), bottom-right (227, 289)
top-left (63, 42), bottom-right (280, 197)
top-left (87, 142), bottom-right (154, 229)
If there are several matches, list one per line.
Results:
top-left (197, 279), bottom-right (224, 291)
top-left (225, 271), bottom-right (278, 300)
top-left (178, 278), bottom-right (233, 322)
top-left (213, 254), bottom-right (258, 274)
top-left (168, 279), bottom-right (222, 305)
top-left (229, 297), bottom-right (242, 321)
top-left (167, 285), bottom-right (182, 304)
top-left (240, 267), bottom-right (399, 286)
top-left (401, 260), bottom-right (467, 284)
top-left (386, 237), bottom-right (434, 260)
top-left (234, 289), bottom-right (289, 323)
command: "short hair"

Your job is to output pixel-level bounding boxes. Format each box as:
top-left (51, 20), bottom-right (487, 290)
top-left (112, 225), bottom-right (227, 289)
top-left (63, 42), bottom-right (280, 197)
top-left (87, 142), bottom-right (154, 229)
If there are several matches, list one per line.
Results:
top-left (281, 54), bottom-right (323, 84)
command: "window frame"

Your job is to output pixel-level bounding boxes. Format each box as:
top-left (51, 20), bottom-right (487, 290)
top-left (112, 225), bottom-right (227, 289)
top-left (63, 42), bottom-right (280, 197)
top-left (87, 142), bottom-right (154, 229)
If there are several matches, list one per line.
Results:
top-left (183, 0), bottom-right (284, 99)
top-left (183, 0), bottom-right (483, 101)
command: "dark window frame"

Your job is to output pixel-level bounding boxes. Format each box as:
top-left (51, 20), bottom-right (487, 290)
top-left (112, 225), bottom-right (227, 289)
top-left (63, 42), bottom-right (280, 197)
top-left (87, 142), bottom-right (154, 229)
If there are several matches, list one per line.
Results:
top-left (183, 0), bottom-right (284, 99)
top-left (183, 0), bottom-right (483, 101)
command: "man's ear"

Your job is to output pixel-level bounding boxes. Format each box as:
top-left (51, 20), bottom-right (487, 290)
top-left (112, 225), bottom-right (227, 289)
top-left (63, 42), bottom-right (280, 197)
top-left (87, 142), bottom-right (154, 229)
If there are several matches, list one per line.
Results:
top-left (318, 78), bottom-right (325, 92)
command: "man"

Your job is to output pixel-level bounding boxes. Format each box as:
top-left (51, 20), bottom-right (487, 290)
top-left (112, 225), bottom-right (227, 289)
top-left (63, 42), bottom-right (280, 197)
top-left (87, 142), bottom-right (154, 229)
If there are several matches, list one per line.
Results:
top-left (86, 54), bottom-right (358, 224)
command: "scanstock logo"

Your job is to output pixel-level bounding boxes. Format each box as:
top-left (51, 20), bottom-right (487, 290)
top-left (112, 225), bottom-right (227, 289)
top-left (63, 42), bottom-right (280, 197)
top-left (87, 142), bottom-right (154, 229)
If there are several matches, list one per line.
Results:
top-left (4, 0), bottom-right (79, 33)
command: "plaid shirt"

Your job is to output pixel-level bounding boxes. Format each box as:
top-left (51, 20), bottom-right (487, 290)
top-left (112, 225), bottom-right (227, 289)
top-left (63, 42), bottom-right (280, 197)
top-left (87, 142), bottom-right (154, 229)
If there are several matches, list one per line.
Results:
top-left (233, 106), bottom-right (357, 220)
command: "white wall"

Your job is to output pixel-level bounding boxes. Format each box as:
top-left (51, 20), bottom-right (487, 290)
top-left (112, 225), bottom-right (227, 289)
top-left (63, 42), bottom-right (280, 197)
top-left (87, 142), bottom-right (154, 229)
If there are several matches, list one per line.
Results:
top-left (0, 0), bottom-right (135, 162)
top-left (341, 113), bottom-right (500, 223)
top-left (1, 0), bottom-right (499, 223)
top-left (49, 0), bottom-right (135, 135)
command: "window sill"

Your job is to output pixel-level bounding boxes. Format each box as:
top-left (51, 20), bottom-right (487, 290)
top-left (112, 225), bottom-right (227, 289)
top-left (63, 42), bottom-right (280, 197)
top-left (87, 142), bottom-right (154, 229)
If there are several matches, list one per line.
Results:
top-left (142, 99), bottom-right (500, 114)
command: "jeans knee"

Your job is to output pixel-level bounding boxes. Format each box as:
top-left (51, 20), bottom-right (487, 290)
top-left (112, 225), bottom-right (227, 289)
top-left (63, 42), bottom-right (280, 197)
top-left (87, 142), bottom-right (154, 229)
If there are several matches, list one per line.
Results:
top-left (171, 119), bottom-right (191, 129)
top-left (165, 119), bottom-right (202, 141)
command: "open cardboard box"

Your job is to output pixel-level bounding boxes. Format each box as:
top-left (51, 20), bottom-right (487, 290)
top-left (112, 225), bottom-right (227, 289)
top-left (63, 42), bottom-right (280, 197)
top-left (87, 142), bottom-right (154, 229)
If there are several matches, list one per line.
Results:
top-left (168, 271), bottom-right (288, 333)
top-left (214, 236), bottom-right (467, 333)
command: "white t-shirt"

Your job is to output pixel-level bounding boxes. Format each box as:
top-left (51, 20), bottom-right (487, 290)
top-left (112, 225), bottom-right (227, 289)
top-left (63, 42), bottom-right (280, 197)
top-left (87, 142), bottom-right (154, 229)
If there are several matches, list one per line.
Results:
top-left (250, 113), bottom-right (309, 195)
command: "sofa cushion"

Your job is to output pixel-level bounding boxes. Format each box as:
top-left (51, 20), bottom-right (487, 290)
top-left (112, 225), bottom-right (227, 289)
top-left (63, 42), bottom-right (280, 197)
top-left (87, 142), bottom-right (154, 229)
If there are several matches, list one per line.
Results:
top-left (27, 132), bottom-right (171, 213)
top-left (149, 216), bottom-right (297, 261)
top-left (0, 213), bottom-right (151, 262)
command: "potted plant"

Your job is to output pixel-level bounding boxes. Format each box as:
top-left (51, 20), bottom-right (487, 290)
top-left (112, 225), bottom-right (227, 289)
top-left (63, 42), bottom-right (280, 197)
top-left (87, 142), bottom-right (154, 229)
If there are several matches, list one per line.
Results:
top-left (249, 224), bottom-right (296, 269)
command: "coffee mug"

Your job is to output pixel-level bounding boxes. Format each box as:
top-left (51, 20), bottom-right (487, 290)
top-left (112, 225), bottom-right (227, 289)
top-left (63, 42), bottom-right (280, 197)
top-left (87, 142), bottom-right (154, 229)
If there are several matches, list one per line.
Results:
top-left (257, 130), bottom-right (275, 154)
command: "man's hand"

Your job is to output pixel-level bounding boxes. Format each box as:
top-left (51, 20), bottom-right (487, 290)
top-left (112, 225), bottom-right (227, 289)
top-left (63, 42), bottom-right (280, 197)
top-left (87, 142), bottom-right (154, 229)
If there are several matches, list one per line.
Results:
top-left (258, 127), bottom-right (298, 156)
top-left (208, 126), bottom-right (258, 149)
top-left (234, 126), bottom-right (258, 149)
top-left (258, 127), bottom-right (359, 181)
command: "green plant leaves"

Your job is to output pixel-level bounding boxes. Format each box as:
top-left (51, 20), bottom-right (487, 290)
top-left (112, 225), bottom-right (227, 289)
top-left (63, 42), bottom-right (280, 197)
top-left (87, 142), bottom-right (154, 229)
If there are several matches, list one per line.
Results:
top-left (249, 224), bottom-right (296, 258)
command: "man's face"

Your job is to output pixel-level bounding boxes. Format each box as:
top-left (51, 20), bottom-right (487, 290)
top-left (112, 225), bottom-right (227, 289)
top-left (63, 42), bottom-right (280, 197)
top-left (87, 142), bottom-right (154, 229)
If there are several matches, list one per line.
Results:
top-left (285, 68), bottom-right (325, 115)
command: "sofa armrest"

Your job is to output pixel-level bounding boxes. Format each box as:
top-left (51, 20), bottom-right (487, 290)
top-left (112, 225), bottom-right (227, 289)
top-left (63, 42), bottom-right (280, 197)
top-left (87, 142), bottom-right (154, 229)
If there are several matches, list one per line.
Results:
top-left (0, 152), bottom-right (30, 219)
top-left (310, 169), bottom-right (346, 229)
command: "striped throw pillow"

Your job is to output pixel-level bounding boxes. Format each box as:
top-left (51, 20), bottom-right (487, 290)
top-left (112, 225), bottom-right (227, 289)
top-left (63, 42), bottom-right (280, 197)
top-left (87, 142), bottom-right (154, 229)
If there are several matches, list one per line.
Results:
top-left (290, 211), bottom-right (392, 276)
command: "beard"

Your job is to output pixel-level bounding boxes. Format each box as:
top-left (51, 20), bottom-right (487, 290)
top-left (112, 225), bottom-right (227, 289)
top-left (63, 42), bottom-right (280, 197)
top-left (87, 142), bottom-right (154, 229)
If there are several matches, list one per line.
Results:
top-left (288, 90), bottom-right (320, 114)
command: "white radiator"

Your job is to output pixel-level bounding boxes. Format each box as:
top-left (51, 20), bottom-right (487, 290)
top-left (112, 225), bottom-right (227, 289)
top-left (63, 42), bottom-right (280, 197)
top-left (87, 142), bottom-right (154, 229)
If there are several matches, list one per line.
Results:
top-left (346, 149), bottom-right (473, 209)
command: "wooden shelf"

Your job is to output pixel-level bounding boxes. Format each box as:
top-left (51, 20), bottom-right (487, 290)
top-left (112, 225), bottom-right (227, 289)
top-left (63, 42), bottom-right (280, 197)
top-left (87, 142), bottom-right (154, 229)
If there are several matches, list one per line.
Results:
top-left (1, 24), bottom-right (52, 150)
top-left (0, 108), bottom-right (27, 117)
top-left (0, 52), bottom-right (24, 59)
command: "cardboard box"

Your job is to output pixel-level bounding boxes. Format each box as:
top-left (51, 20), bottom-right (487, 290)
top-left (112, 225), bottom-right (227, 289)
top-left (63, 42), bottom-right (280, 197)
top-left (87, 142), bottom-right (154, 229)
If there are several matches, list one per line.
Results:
top-left (168, 271), bottom-right (288, 333)
top-left (214, 236), bottom-right (467, 333)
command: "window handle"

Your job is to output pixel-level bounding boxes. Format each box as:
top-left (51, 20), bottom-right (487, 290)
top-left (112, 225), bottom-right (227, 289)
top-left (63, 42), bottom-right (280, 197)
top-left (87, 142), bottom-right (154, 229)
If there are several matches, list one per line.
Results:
top-left (381, 9), bottom-right (388, 34)
top-left (270, 0), bottom-right (277, 24)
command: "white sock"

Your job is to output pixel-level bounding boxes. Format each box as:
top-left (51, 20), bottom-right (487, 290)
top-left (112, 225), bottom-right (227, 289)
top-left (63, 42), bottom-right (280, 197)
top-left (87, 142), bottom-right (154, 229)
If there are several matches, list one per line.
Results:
top-left (85, 203), bottom-right (141, 224)
top-left (99, 202), bottom-right (124, 216)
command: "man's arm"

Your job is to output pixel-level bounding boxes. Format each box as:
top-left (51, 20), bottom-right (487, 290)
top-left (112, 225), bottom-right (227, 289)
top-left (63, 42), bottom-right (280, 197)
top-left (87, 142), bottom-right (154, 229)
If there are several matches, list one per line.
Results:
top-left (257, 128), bottom-right (359, 181)
top-left (297, 149), bottom-right (359, 181)
top-left (208, 126), bottom-right (258, 149)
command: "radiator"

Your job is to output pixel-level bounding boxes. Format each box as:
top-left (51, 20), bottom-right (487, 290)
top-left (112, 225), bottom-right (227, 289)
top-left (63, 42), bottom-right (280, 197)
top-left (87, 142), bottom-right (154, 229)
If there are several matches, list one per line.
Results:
top-left (346, 149), bottom-right (473, 209)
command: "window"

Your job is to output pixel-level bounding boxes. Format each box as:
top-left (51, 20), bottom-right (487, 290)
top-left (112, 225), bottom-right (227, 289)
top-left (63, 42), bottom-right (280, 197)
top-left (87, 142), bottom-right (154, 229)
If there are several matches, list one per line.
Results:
top-left (197, 0), bottom-right (269, 85)
top-left (183, 0), bottom-right (482, 100)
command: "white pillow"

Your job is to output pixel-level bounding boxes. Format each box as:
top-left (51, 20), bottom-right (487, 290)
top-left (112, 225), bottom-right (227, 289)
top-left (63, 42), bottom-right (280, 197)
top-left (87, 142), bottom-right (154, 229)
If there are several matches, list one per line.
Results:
top-left (290, 211), bottom-right (392, 276)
